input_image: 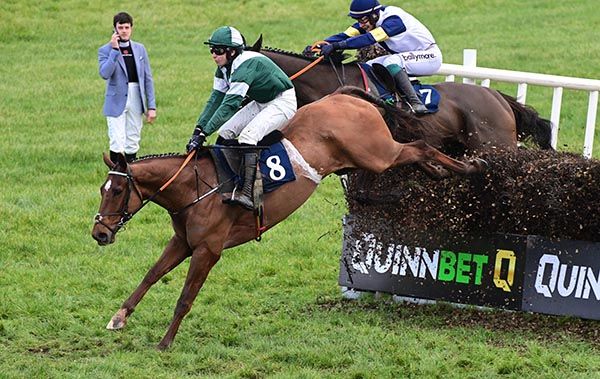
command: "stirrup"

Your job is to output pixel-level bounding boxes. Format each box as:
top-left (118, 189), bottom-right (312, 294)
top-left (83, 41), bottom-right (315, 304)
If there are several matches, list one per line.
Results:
top-left (231, 197), bottom-right (254, 211)
top-left (221, 185), bottom-right (237, 203)
top-left (407, 101), bottom-right (429, 115)
top-left (224, 195), bottom-right (254, 210)
top-left (222, 187), bottom-right (254, 210)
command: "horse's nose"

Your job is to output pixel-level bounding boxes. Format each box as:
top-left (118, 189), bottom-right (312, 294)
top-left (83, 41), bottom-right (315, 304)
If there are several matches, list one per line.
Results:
top-left (92, 230), bottom-right (111, 245)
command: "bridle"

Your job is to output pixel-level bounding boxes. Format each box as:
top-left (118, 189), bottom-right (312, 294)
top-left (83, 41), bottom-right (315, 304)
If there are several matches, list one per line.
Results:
top-left (94, 167), bottom-right (144, 235)
top-left (93, 151), bottom-right (227, 236)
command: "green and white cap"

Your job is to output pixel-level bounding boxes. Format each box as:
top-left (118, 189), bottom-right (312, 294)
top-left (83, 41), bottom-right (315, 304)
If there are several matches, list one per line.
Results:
top-left (204, 26), bottom-right (245, 48)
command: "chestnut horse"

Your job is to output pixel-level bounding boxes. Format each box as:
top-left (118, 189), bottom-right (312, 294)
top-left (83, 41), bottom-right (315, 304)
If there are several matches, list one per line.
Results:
top-left (259, 45), bottom-right (553, 155)
top-left (92, 92), bottom-right (485, 349)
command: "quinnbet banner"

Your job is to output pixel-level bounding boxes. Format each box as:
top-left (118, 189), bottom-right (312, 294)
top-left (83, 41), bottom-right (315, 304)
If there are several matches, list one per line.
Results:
top-left (339, 217), bottom-right (600, 319)
top-left (522, 236), bottom-right (600, 319)
top-left (339, 217), bottom-right (527, 310)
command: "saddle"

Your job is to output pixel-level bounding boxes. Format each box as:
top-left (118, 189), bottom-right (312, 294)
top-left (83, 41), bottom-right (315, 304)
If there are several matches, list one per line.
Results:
top-left (209, 130), bottom-right (296, 200)
top-left (359, 63), bottom-right (440, 113)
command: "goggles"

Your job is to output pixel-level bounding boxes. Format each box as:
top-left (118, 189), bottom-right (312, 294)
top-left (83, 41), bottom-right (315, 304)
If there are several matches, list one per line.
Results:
top-left (355, 15), bottom-right (371, 24)
top-left (209, 46), bottom-right (228, 55)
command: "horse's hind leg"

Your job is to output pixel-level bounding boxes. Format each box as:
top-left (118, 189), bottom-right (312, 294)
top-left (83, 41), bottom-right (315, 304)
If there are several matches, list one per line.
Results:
top-left (106, 235), bottom-right (191, 330)
top-left (417, 161), bottom-right (451, 179)
top-left (157, 246), bottom-right (221, 350)
top-left (390, 140), bottom-right (485, 175)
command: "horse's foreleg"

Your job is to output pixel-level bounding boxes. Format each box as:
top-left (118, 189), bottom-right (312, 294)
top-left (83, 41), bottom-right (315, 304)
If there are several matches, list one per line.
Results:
top-left (157, 246), bottom-right (221, 350)
top-left (106, 235), bottom-right (191, 330)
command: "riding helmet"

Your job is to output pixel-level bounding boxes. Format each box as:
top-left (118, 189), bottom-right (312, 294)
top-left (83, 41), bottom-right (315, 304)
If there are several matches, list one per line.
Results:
top-left (204, 26), bottom-right (245, 48)
top-left (348, 0), bottom-right (382, 18)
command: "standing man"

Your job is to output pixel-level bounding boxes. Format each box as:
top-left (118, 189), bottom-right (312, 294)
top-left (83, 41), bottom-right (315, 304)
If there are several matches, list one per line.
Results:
top-left (98, 11), bottom-right (156, 163)
top-left (319, 0), bottom-right (441, 114)
top-left (186, 26), bottom-right (296, 210)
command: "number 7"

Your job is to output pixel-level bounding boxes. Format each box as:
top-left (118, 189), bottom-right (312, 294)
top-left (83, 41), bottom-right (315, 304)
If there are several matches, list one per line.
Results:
top-left (419, 88), bottom-right (432, 104)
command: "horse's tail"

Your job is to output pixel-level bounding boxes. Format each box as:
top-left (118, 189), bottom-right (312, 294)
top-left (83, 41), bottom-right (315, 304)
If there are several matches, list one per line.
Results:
top-left (500, 92), bottom-right (553, 150)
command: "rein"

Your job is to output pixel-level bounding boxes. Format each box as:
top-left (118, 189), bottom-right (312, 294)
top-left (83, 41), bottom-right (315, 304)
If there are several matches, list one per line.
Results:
top-left (329, 59), bottom-right (346, 87)
top-left (287, 55), bottom-right (346, 87)
top-left (160, 149), bottom-right (196, 191)
top-left (289, 56), bottom-right (324, 80)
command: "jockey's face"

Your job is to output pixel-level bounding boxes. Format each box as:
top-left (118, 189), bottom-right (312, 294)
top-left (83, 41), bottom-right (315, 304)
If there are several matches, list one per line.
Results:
top-left (210, 46), bottom-right (230, 67)
top-left (355, 13), bottom-right (378, 31)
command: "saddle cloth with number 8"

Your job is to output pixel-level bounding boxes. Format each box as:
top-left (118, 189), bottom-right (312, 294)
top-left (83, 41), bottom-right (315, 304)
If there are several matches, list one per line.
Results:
top-left (211, 140), bottom-right (296, 194)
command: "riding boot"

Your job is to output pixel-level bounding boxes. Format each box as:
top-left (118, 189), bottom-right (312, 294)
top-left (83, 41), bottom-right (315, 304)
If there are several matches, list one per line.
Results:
top-left (224, 150), bottom-right (258, 210)
top-left (125, 153), bottom-right (137, 163)
top-left (392, 69), bottom-right (429, 115)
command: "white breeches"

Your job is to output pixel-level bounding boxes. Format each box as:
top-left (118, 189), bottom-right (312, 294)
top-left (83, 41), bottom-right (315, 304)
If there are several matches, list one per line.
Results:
top-left (367, 44), bottom-right (442, 76)
top-left (218, 88), bottom-right (297, 145)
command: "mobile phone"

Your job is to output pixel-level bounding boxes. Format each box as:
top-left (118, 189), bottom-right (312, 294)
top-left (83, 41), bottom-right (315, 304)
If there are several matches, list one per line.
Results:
top-left (113, 28), bottom-right (122, 42)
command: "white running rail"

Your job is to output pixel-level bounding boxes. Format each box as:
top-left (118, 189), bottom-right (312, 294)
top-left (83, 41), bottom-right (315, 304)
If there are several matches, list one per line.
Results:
top-left (435, 49), bottom-right (600, 158)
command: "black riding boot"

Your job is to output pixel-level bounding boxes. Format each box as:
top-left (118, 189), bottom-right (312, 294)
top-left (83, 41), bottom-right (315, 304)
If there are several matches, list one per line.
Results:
top-left (125, 153), bottom-right (137, 163)
top-left (393, 69), bottom-right (429, 115)
top-left (225, 150), bottom-right (258, 210)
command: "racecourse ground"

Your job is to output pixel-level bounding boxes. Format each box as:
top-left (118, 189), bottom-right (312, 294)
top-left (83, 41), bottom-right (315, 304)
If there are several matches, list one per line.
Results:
top-left (1, 0), bottom-right (599, 377)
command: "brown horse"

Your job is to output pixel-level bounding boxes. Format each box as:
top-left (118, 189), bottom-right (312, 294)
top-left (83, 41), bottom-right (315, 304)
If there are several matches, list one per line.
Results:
top-left (92, 92), bottom-right (485, 350)
top-left (259, 45), bottom-right (553, 155)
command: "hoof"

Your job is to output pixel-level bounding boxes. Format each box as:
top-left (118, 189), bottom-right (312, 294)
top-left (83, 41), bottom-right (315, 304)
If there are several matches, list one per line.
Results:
top-left (106, 308), bottom-right (128, 330)
top-left (467, 157), bottom-right (488, 173)
top-left (474, 158), bottom-right (489, 170)
top-left (157, 340), bottom-right (171, 351)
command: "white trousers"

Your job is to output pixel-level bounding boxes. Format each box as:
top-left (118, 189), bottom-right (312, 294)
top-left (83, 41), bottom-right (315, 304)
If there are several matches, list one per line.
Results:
top-left (218, 88), bottom-right (297, 145)
top-left (367, 44), bottom-right (442, 76)
top-left (106, 83), bottom-right (143, 154)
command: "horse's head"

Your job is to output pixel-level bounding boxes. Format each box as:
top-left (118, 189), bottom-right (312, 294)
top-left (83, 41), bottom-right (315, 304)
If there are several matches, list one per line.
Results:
top-left (92, 153), bottom-right (143, 245)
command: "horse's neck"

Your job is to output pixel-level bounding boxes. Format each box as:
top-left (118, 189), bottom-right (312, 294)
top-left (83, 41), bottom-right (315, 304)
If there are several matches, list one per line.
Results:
top-left (130, 157), bottom-right (191, 199)
top-left (262, 49), bottom-right (352, 73)
top-left (262, 50), bottom-right (312, 73)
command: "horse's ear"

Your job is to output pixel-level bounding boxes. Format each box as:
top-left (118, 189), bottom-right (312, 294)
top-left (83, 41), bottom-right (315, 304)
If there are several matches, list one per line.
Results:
top-left (114, 152), bottom-right (127, 169)
top-left (249, 34), bottom-right (262, 52)
top-left (103, 152), bottom-right (113, 168)
top-left (102, 152), bottom-right (127, 169)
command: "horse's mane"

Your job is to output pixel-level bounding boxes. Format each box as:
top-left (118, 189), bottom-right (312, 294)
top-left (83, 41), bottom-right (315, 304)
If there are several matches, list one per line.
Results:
top-left (261, 46), bottom-right (348, 64)
top-left (133, 150), bottom-right (210, 163)
top-left (133, 153), bottom-right (185, 162)
top-left (261, 46), bottom-right (315, 62)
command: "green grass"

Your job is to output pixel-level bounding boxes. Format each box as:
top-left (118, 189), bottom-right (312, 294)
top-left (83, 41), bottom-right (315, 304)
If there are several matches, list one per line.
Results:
top-left (1, 0), bottom-right (599, 377)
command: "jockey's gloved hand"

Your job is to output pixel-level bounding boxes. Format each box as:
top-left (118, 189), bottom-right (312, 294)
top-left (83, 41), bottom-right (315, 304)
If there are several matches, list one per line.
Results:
top-left (186, 127), bottom-right (206, 152)
top-left (320, 43), bottom-right (336, 57)
top-left (186, 133), bottom-right (206, 152)
top-left (320, 41), bottom-right (347, 58)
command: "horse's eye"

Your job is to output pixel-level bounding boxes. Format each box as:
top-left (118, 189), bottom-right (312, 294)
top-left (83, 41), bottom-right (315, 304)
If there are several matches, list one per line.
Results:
top-left (112, 187), bottom-right (123, 196)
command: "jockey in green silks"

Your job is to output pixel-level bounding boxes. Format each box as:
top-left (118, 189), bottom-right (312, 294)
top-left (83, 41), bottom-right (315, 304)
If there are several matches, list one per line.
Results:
top-left (187, 26), bottom-right (296, 210)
